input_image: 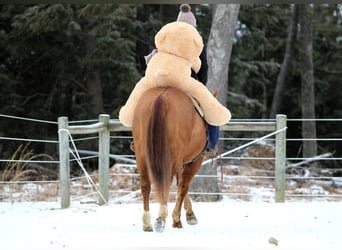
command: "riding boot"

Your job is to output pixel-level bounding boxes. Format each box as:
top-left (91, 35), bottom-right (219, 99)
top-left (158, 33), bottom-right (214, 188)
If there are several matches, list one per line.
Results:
top-left (202, 124), bottom-right (220, 158)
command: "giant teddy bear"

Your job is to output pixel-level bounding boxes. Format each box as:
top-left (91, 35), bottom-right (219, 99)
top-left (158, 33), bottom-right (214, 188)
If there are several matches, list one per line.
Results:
top-left (119, 21), bottom-right (231, 127)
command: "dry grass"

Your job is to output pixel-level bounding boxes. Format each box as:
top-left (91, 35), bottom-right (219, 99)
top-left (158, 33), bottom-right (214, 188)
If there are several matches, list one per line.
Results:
top-left (0, 143), bottom-right (56, 182)
top-left (240, 143), bottom-right (276, 171)
top-left (0, 143), bottom-right (58, 202)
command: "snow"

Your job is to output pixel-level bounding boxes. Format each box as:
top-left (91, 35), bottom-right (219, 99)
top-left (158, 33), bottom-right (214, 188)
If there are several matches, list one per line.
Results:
top-left (1, 200), bottom-right (341, 249)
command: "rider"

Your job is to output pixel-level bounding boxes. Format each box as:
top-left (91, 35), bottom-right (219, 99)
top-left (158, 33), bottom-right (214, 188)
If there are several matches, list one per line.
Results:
top-left (176, 4), bottom-right (220, 158)
top-left (144, 4), bottom-right (220, 158)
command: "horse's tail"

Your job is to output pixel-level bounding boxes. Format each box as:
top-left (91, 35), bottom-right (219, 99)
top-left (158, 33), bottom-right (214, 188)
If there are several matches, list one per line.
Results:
top-left (146, 94), bottom-right (171, 204)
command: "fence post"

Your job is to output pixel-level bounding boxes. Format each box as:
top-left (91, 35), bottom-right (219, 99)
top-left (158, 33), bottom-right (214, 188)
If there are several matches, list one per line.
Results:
top-left (58, 116), bottom-right (70, 208)
top-left (275, 114), bottom-right (287, 202)
top-left (98, 114), bottom-right (110, 205)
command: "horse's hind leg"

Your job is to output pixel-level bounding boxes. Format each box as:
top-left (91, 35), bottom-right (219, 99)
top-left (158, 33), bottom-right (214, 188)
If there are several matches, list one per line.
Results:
top-left (154, 204), bottom-right (168, 233)
top-left (172, 179), bottom-right (190, 228)
top-left (172, 160), bottom-right (202, 228)
top-left (184, 193), bottom-right (198, 225)
top-left (139, 163), bottom-right (153, 232)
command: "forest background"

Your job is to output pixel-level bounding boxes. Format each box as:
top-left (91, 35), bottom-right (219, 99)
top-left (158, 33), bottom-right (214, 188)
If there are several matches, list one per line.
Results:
top-left (0, 4), bottom-right (341, 175)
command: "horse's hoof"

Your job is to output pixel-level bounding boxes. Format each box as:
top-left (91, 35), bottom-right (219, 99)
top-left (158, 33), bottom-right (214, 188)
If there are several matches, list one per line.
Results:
top-left (172, 221), bottom-right (183, 228)
top-left (143, 225), bottom-right (153, 232)
top-left (186, 216), bottom-right (198, 225)
top-left (154, 218), bottom-right (166, 233)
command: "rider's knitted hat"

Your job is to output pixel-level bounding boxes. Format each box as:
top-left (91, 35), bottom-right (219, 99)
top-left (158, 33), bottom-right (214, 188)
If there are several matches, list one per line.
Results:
top-left (176, 4), bottom-right (197, 27)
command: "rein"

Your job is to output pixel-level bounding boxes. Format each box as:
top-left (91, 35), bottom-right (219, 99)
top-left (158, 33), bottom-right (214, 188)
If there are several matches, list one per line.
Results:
top-left (181, 108), bottom-right (208, 169)
top-left (181, 138), bottom-right (208, 169)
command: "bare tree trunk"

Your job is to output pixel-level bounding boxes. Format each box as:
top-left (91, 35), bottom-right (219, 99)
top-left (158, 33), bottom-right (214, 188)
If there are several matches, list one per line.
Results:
top-left (86, 71), bottom-right (103, 117)
top-left (85, 35), bottom-right (104, 117)
top-left (270, 5), bottom-right (299, 118)
top-left (206, 4), bottom-right (240, 104)
top-left (298, 5), bottom-right (318, 171)
top-left (190, 4), bottom-right (240, 202)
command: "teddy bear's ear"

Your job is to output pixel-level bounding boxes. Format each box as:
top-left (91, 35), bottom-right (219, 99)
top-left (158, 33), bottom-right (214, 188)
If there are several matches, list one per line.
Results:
top-left (155, 30), bottom-right (166, 45)
top-left (193, 37), bottom-right (203, 50)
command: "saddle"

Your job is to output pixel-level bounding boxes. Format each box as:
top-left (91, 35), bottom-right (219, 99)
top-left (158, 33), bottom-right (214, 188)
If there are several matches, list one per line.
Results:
top-left (190, 96), bottom-right (204, 118)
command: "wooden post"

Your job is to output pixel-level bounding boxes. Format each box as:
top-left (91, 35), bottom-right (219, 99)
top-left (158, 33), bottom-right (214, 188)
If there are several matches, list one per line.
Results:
top-left (98, 114), bottom-right (110, 205)
top-left (58, 116), bottom-right (70, 208)
top-left (275, 114), bottom-right (287, 202)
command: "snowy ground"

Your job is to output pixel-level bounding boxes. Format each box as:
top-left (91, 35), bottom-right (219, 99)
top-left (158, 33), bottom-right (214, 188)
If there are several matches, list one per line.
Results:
top-left (1, 151), bottom-right (342, 249)
top-left (1, 200), bottom-right (341, 249)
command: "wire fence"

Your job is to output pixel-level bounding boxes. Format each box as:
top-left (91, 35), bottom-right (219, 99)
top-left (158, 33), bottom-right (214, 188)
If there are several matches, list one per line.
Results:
top-left (0, 114), bottom-right (341, 203)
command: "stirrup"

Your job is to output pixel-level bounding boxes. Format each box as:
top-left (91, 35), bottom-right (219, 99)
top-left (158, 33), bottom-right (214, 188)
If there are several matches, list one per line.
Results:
top-left (130, 141), bottom-right (135, 152)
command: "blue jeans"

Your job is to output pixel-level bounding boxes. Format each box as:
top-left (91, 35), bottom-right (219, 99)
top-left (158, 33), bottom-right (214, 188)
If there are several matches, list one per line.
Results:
top-left (207, 124), bottom-right (219, 150)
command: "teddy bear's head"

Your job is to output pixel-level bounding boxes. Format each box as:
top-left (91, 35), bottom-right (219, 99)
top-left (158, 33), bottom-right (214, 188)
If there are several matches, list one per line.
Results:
top-left (155, 21), bottom-right (203, 72)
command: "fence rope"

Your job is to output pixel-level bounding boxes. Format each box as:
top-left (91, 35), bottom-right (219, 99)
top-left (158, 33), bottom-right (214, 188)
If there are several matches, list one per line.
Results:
top-left (0, 114), bottom-right (57, 124)
top-left (58, 128), bottom-right (108, 205)
top-left (0, 136), bottom-right (58, 144)
top-left (0, 159), bottom-right (59, 163)
top-left (203, 127), bottom-right (288, 165)
top-left (68, 119), bottom-right (98, 124)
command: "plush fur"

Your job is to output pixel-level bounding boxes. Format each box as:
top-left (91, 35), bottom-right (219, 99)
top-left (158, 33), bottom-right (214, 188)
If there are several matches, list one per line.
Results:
top-left (119, 21), bottom-right (231, 127)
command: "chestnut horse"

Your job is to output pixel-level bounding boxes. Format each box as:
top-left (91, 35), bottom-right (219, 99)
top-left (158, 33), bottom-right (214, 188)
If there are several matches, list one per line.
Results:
top-left (132, 87), bottom-right (206, 232)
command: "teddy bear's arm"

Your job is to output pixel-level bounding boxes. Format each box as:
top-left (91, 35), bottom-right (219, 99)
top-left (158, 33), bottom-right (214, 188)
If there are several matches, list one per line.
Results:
top-left (119, 77), bottom-right (149, 127)
top-left (182, 77), bottom-right (232, 126)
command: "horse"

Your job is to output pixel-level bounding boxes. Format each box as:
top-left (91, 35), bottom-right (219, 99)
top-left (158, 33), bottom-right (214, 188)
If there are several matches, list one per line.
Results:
top-left (132, 86), bottom-right (207, 232)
